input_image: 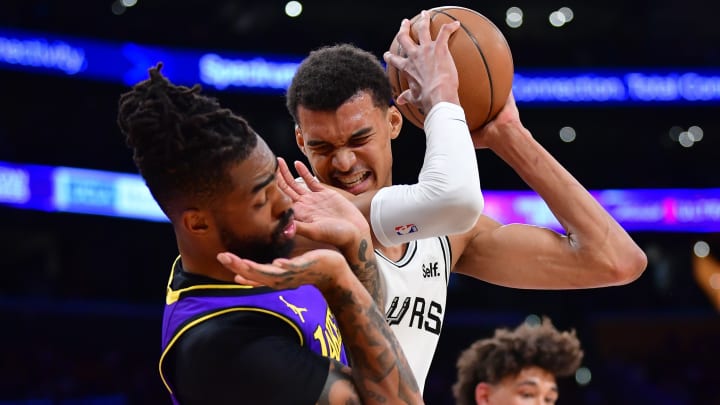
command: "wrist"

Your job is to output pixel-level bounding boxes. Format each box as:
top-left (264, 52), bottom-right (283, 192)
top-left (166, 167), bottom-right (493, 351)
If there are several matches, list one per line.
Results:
top-left (338, 231), bottom-right (370, 255)
top-left (317, 264), bottom-right (354, 295)
top-left (485, 120), bottom-right (527, 149)
top-left (423, 101), bottom-right (466, 133)
top-left (425, 88), bottom-right (460, 113)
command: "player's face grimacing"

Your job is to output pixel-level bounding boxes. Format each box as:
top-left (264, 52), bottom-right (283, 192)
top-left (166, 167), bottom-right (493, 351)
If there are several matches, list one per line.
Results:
top-left (295, 91), bottom-right (402, 195)
top-left (211, 137), bottom-right (296, 264)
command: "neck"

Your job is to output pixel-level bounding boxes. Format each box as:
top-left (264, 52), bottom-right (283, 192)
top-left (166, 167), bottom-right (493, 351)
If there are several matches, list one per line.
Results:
top-left (376, 241), bottom-right (408, 262)
top-left (175, 233), bottom-right (237, 282)
top-left (182, 255), bottom-right (237, 282)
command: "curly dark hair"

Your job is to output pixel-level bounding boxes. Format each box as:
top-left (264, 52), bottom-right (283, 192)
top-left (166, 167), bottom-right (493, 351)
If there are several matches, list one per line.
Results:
top-left (116, 63), bottom-right (258, 217)
top-left (286, 43), bottom-right (393, 124)
top-left (452, 317), bottom-right (584, 405)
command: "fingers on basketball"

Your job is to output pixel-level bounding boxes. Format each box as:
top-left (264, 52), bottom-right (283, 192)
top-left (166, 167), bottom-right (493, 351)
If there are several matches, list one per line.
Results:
top-left (386, 6), bottom-right (514, 131)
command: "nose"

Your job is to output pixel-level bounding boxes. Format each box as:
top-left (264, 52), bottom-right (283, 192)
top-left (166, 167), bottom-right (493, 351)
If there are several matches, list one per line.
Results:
top-left (332, 148), bottom-right (356, 172)
top-left (271, 183), bottom-right (293, 218)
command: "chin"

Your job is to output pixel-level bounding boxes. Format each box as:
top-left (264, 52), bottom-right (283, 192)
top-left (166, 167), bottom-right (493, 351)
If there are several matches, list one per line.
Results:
top-left (276, 239), bottom-right (296, 259)
top-left (227, 239), bottom-right (296, 265)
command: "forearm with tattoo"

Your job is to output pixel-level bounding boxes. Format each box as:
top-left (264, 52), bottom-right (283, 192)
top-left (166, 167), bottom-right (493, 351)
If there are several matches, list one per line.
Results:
top-left (222, 250), bottom-right (419, 403)
top-left (343, 238), bottom-right (384, 310)
top-left (321, 274), bottom-right (421, 405)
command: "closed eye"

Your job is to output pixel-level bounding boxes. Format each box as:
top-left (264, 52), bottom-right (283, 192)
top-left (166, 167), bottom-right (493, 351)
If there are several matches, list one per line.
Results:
top-left (307, 143), bottom-right (334, 155)
top-left (348, 134), bottom-right (371, 147)
top-left (253, 198), bottom-right (268, 209)
top-left (253, 187), bottom-right (270, 209)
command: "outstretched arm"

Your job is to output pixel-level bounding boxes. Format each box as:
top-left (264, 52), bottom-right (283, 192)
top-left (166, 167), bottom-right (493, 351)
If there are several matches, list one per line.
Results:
top-left (451, 94), bottom-right (647, 288)
top-left (218, 249), bottom-right (423, 404)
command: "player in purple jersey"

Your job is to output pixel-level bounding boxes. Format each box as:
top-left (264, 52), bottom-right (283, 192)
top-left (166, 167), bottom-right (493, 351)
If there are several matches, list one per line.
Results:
top-left (117, 64), bottom-right (422, 405)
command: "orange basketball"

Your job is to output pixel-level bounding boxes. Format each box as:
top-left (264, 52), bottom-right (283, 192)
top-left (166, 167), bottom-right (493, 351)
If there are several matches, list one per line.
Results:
top-left (387, 6), bottom-right (514, 131)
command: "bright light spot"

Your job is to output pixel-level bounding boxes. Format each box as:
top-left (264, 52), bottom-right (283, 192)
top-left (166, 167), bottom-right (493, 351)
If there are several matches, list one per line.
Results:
top-left (549, 11), bottom-right (567, 27)
top-left (285, 1), bottom-right (302, 17)
top-left (669, 125), bottom-right (683, 141)
top-left (507, 7), bottom-right (523, 19)
top-left (711, 274), bottom-right (720, 290)
top-left (575, 367), bottom-right (592, 385)
top-left (678, 131), bottom-right (694, 147)
top-left (121, 0), bottom-right (137, 7)
top-left (111, 1), bottom-right (126, 15)
top-left (559, 126), bottom-right (576, 142)
top-left (506, 7), bottom-right (523, 28)
top-left (688, 125), bottom-right (704, 142)
top-left (559, 7), bottom-right (574, 22)
top-left (694, 240), bottom-right (711, 258)
top-left (525, 314), bottom-right (541, 326)
top-left (506, 16), bottom-right (523, 28)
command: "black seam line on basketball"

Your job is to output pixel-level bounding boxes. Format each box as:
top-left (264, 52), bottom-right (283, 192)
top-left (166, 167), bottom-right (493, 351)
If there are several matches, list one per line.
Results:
top-left (394, 41), bottom-right (424, 127)
top-left (434, 9), bottom-right (495, 124)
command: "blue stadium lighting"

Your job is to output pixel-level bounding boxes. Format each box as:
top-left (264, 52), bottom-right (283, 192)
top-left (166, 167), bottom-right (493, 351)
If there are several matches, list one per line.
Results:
top-left (513, 70), bottom-right (720, 104)
top-left (2, 27), bottom-right (720, 105)
top-left (512, 73), bottom-right (627, 102)
top-left (2, 160), bottom-right (720, 232)
top-left (198, 53), bottom-right (301, 90)
top-left (0, 32), bottom-right (87, 75)
top-left (0, 161), bottom-right (167, 222)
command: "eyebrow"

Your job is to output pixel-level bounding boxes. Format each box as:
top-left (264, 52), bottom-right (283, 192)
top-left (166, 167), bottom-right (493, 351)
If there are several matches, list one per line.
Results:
top-left (515, 381), bottom-right (558, 392)
top-left (305, 127), bottom-right (372, 147)
top-left (251, 158), bottom-right (279, 194)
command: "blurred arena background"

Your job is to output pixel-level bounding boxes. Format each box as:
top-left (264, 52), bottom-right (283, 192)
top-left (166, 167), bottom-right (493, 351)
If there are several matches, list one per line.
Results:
top-left (1, 0), bottom-right (719, 404)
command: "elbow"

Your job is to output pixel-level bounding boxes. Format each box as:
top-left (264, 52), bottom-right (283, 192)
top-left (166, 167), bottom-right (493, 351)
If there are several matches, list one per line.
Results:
top-left (437, 187), bottom-right (484, 234)
top-left (607, 244), bottom-right (648, 286)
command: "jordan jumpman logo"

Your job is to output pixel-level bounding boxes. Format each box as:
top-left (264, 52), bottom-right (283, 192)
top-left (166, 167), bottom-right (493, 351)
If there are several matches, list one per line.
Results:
top-left (280, 296), bottom-right (308, 323)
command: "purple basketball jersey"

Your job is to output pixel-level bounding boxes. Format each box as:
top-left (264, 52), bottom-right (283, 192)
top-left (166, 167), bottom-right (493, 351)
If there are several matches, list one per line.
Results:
top-left (159, 262), bottom-right (348, 403)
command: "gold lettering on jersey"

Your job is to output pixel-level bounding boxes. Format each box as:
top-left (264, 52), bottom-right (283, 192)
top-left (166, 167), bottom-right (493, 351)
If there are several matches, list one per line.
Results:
top-left (312, 308), bottom-right (344, 361)
top-left (324, 308), bottom-right (342, 361)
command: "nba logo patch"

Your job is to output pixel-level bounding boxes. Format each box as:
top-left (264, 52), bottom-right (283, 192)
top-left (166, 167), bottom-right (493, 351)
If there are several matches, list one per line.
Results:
top-left (395, 224), bottom-right (418, 235)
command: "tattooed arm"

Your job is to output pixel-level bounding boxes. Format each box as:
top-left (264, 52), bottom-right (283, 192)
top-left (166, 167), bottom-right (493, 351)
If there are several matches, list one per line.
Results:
top-left (277, 157), bottom-right (384, 310)
top-left (218, 250), bottom-right (422, 405)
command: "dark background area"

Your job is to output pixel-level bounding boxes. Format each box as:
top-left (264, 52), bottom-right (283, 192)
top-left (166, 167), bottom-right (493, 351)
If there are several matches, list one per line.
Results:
top-left (1, 1), bottom-right (719, 404)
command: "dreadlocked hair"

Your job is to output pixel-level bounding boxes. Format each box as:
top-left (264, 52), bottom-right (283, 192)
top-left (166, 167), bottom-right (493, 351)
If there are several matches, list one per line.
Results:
top-left (116, 63), bottom-right (257, 216)
top-left (286, 43), bottom-right (393, 123)
top-left (452, 317), bottom-right (584, 405)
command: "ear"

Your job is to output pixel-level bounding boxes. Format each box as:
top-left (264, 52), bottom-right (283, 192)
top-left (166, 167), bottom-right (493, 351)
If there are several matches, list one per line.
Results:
top-left (295, 125), bottom-right (307, 155)
top-left (388, 105), bottom-right (403, 140)
top-left (181, 208), bottom-right (210, 234)
top-left (474, 382), bottom-right (492, 405)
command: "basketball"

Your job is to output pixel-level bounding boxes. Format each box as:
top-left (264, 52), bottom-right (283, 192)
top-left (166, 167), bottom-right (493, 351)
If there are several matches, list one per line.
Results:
top-left (386, 6), bottom-right (514, 131)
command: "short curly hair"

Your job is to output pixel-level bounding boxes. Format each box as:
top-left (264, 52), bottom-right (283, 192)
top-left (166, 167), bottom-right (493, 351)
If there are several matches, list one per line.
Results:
top-left (285, 43), bottom-right (393, 124)
top-left (452, 317), bottom-right (584, 405)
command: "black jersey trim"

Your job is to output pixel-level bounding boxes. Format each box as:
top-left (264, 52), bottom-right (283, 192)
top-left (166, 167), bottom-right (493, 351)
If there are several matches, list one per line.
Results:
top-left (374, 240), bottom-right (418, 267)
top-left (158, 306), bottom-right (303, 395)
top-left (440, 235), bottom-right (452, 286)
top-left (166, 256), bottom-right (275, 305)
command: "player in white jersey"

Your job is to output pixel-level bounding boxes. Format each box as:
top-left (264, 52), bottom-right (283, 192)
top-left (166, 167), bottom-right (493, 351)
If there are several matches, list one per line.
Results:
top-left (278, 161), bottom-right (453, 393)
top-left (378, 236), bottom-right (451, 390)
top-left (285, 12), bottom-right (647, 394)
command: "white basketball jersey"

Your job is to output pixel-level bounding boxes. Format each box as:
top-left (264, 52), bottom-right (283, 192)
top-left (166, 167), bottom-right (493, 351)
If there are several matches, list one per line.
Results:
top-left (376, 236), bottom-right (452, 394)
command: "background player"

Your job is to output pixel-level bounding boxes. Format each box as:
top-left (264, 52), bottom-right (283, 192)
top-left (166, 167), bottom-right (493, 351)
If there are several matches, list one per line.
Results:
top-left (452, 317), bottom-right (584, 405)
